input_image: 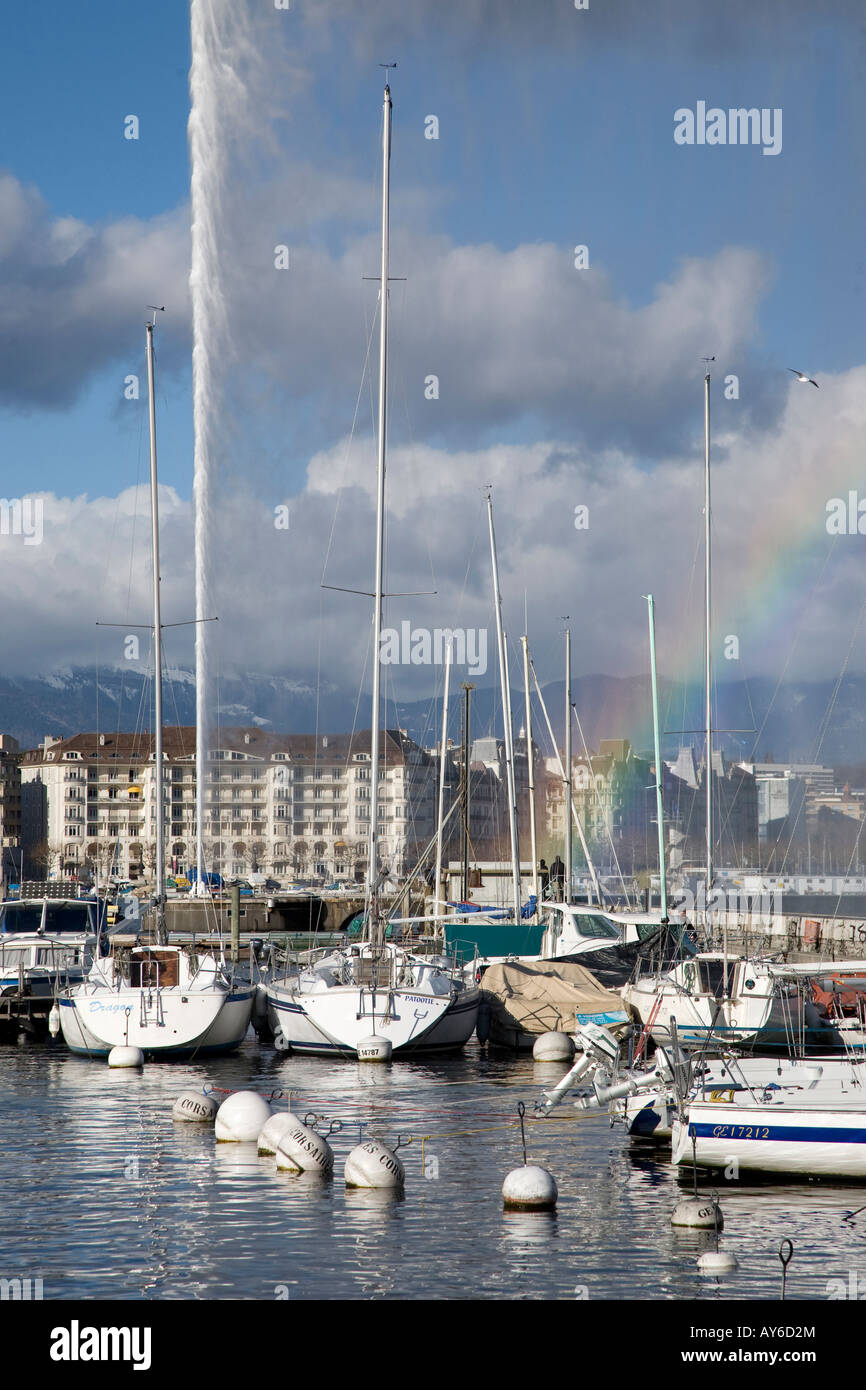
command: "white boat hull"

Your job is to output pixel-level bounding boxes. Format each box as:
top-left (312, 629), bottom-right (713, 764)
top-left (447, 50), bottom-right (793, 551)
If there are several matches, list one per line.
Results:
top-left (267, 982), bottom-right (479, 1056)
top-left (59, 987), bottom-right (254, 1058)
top-left (673, 1101), bottom-right (866, 1179)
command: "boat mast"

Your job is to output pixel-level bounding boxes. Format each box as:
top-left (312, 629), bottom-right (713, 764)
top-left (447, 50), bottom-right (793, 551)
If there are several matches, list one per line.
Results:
top-left (433, 641), bottom-right (452, 934)
top-left (522, 634), bottom-right (539, 918)
top-left (646, 594), bottom-right (668, 920)
top-left (486, 492), bottom-right (521, 922)
top-left (564, 625), bottom-right (572, 907)
top-left (368, 81), bottom-right (392, 944)
top-left (461, 682), bottom-right (473, 900)
top-left (704, 367), bottom-right (712, 905)
top-left (145, 316), bottom-right (166, 944)
top-left (529, 658), bottom-right (602, 905)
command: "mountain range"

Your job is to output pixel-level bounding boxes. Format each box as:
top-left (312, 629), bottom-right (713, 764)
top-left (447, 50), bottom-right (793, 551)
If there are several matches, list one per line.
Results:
top-left (6, 665), bottom-right (866, 772)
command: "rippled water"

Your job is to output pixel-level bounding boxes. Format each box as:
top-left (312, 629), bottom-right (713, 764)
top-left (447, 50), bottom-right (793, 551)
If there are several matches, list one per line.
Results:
top-left (2, 1036), bottom-right (864, 1300)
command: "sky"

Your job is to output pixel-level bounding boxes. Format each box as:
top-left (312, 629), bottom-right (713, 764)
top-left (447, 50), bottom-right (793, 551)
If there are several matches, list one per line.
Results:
top-left (1, 0), bottom-right (866, 731)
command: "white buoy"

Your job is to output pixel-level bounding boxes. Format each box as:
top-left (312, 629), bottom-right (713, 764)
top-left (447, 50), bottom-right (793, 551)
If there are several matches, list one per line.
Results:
top-left (47, 1004), bottom-right (61, 1037)
top-left (257, 1113), bottom-right (296, 1155)
top-left (108, 1045), bottom-right (144, 1068)
top-left (344, 1140), bottom-right (404, 1189)
top-left (275, 1118), bottom-right (335, 1174)
top-left (697, 1250), bottom-right (739, 1276)
top-left (172, 1091), bottom-right (218, 1123)
top-left (671, 1197), bottom-right (724, 1229)
top-left (532, 1031), bottom-right (574, 1062)
top-left (356, 1035), bottom-right (392, 1063)
top-left (502, 1165), bottom-right (558, 1211)
top-left (215, 1090), bottom-right (273, 1142)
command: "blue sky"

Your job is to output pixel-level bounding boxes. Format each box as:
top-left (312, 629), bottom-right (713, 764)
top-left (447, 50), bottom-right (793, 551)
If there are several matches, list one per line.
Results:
top-left (3, 2), bottom-right (863, 494)
top-left (2, 0), bottom-right (865, 690)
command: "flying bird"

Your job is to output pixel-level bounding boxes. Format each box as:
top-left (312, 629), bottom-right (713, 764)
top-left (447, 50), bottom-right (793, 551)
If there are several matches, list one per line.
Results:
top-left (787, 368), bottom-right (819, 388)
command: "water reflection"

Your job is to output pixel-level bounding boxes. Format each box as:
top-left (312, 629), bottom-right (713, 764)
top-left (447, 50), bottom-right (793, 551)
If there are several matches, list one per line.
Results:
top-left (4, 1038), bottom-right (866, 1299)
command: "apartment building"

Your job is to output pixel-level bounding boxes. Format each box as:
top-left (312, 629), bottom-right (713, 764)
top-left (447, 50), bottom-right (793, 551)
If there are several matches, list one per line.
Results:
top-left (19, 726), bottom-right (439, 884)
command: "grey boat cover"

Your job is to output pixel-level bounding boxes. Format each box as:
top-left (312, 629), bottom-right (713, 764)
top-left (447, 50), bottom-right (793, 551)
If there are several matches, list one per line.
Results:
top-left (481, 959), bottom-right (629, 1046)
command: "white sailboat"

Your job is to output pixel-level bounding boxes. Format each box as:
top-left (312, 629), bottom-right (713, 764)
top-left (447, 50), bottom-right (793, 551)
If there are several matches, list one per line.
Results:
top-left (264, 83), bottom-right (479, 1059)
top-left (59, 314), bottom-right (254, 1059)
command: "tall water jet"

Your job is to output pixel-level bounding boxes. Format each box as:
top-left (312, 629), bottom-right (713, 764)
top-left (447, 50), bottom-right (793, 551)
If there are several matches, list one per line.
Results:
top-left (188, 0), bottom-right (259, 888)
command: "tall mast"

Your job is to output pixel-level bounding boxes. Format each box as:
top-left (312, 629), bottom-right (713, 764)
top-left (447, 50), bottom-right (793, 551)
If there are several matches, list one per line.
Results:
top-left (704, 369), bottom-right (712, 903)
top-left (646, 594), bottom-right (668, 920)
top-left (461, 682), bottom-right (473, 900)
top-left (530, 658), bottom-right (602, 905)
top-left (145, 318), bottom-right (166, 943)
top-left (486, 492), bottom-right (521, 922)
top-left (522, 634), bottom-right (539, 918)
top-left (564, 626), bottom-right (572, 906)
top-left (367, 82), bottom-right (392, 942)
top-left (433, 642), bottom-right (452, 933)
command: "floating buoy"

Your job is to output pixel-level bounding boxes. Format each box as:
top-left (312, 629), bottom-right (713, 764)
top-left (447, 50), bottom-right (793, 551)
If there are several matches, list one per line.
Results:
top-left (671, 1197), bottom-right (724, 1229)
top-left (215, 1090), bottom-right (273, 1142)
top-left (502, 1100), bottom-right (558, 1211)
top-left (502, 1164), bottom-right (558, 1210)
top-left (172, 1091), bottom-right (218, 1123)
top-left (257, 1113), bottom-right (296, 1155)
top-left (108, 1045), bottom-right (144, 1068)
top-left (48, 1004), bottom-right (61, 1037)
top-left (276, 1117), bottom-right (335, 1174)
top-left (697, 1250), bottom-right (739, 1276)
top-left (532, 1031), bottom-right (574, 1062)
top-left (356, 1035), bottom-right (392, 1063)
top-left (344, 1140), bottom-right (404, 1189)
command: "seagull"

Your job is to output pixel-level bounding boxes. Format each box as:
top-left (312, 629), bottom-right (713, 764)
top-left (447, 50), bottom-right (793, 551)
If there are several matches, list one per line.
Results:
top-left (787, 368), bottom-right (819, 388)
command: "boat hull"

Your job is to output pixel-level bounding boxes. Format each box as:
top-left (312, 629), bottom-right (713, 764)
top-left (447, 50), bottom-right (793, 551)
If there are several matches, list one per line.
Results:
top-left (673, 1102), bottom-right (866, 1179)
top-left (59, 987), bottom-right (254, 1059)
top-left (267, 982), bottom-right (479, 1056)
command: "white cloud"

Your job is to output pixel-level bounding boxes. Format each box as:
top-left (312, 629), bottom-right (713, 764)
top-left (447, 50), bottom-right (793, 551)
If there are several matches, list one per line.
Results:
top-left (1, 367), bottom-right (862, 694)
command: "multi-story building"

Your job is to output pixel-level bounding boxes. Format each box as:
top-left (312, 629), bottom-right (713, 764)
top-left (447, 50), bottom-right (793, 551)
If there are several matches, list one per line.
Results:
top-left (19, 727), bottom-right (440, 885)
top-left (0, 734), bottom-right (22, 881)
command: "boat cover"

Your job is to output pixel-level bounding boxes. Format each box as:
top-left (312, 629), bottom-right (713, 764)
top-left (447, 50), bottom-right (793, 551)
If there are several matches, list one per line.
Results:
top-left (481, 959), bottom-right (629, 1044)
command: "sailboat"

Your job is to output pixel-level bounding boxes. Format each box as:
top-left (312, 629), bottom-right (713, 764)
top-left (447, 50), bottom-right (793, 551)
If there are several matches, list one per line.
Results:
top-left (58, 315), bottom-right (254, 1059)
top-left (263, 83), bottom-right (479, 1059)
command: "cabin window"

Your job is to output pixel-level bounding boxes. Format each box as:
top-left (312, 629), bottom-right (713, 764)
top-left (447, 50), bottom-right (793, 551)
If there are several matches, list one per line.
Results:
top-left (130, 952), bottom-right (179, 988)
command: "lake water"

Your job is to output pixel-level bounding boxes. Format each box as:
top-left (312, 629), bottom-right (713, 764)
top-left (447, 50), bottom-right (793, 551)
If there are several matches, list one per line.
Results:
top-left (1, 1036), bottom-right (863, 1301)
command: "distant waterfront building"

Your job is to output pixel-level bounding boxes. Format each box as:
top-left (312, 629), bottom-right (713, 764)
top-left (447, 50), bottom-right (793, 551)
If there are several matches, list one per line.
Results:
top-left (0, 734), bottom-right (21, 882)
top-left (19, 727), bottom-right (440, 885)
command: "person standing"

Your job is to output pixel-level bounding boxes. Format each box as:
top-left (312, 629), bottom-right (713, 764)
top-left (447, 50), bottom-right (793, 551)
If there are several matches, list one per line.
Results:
top-left (538, 859), bottom-right (550, 899)
top-left (550, 855), bottom-right (565, 902)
